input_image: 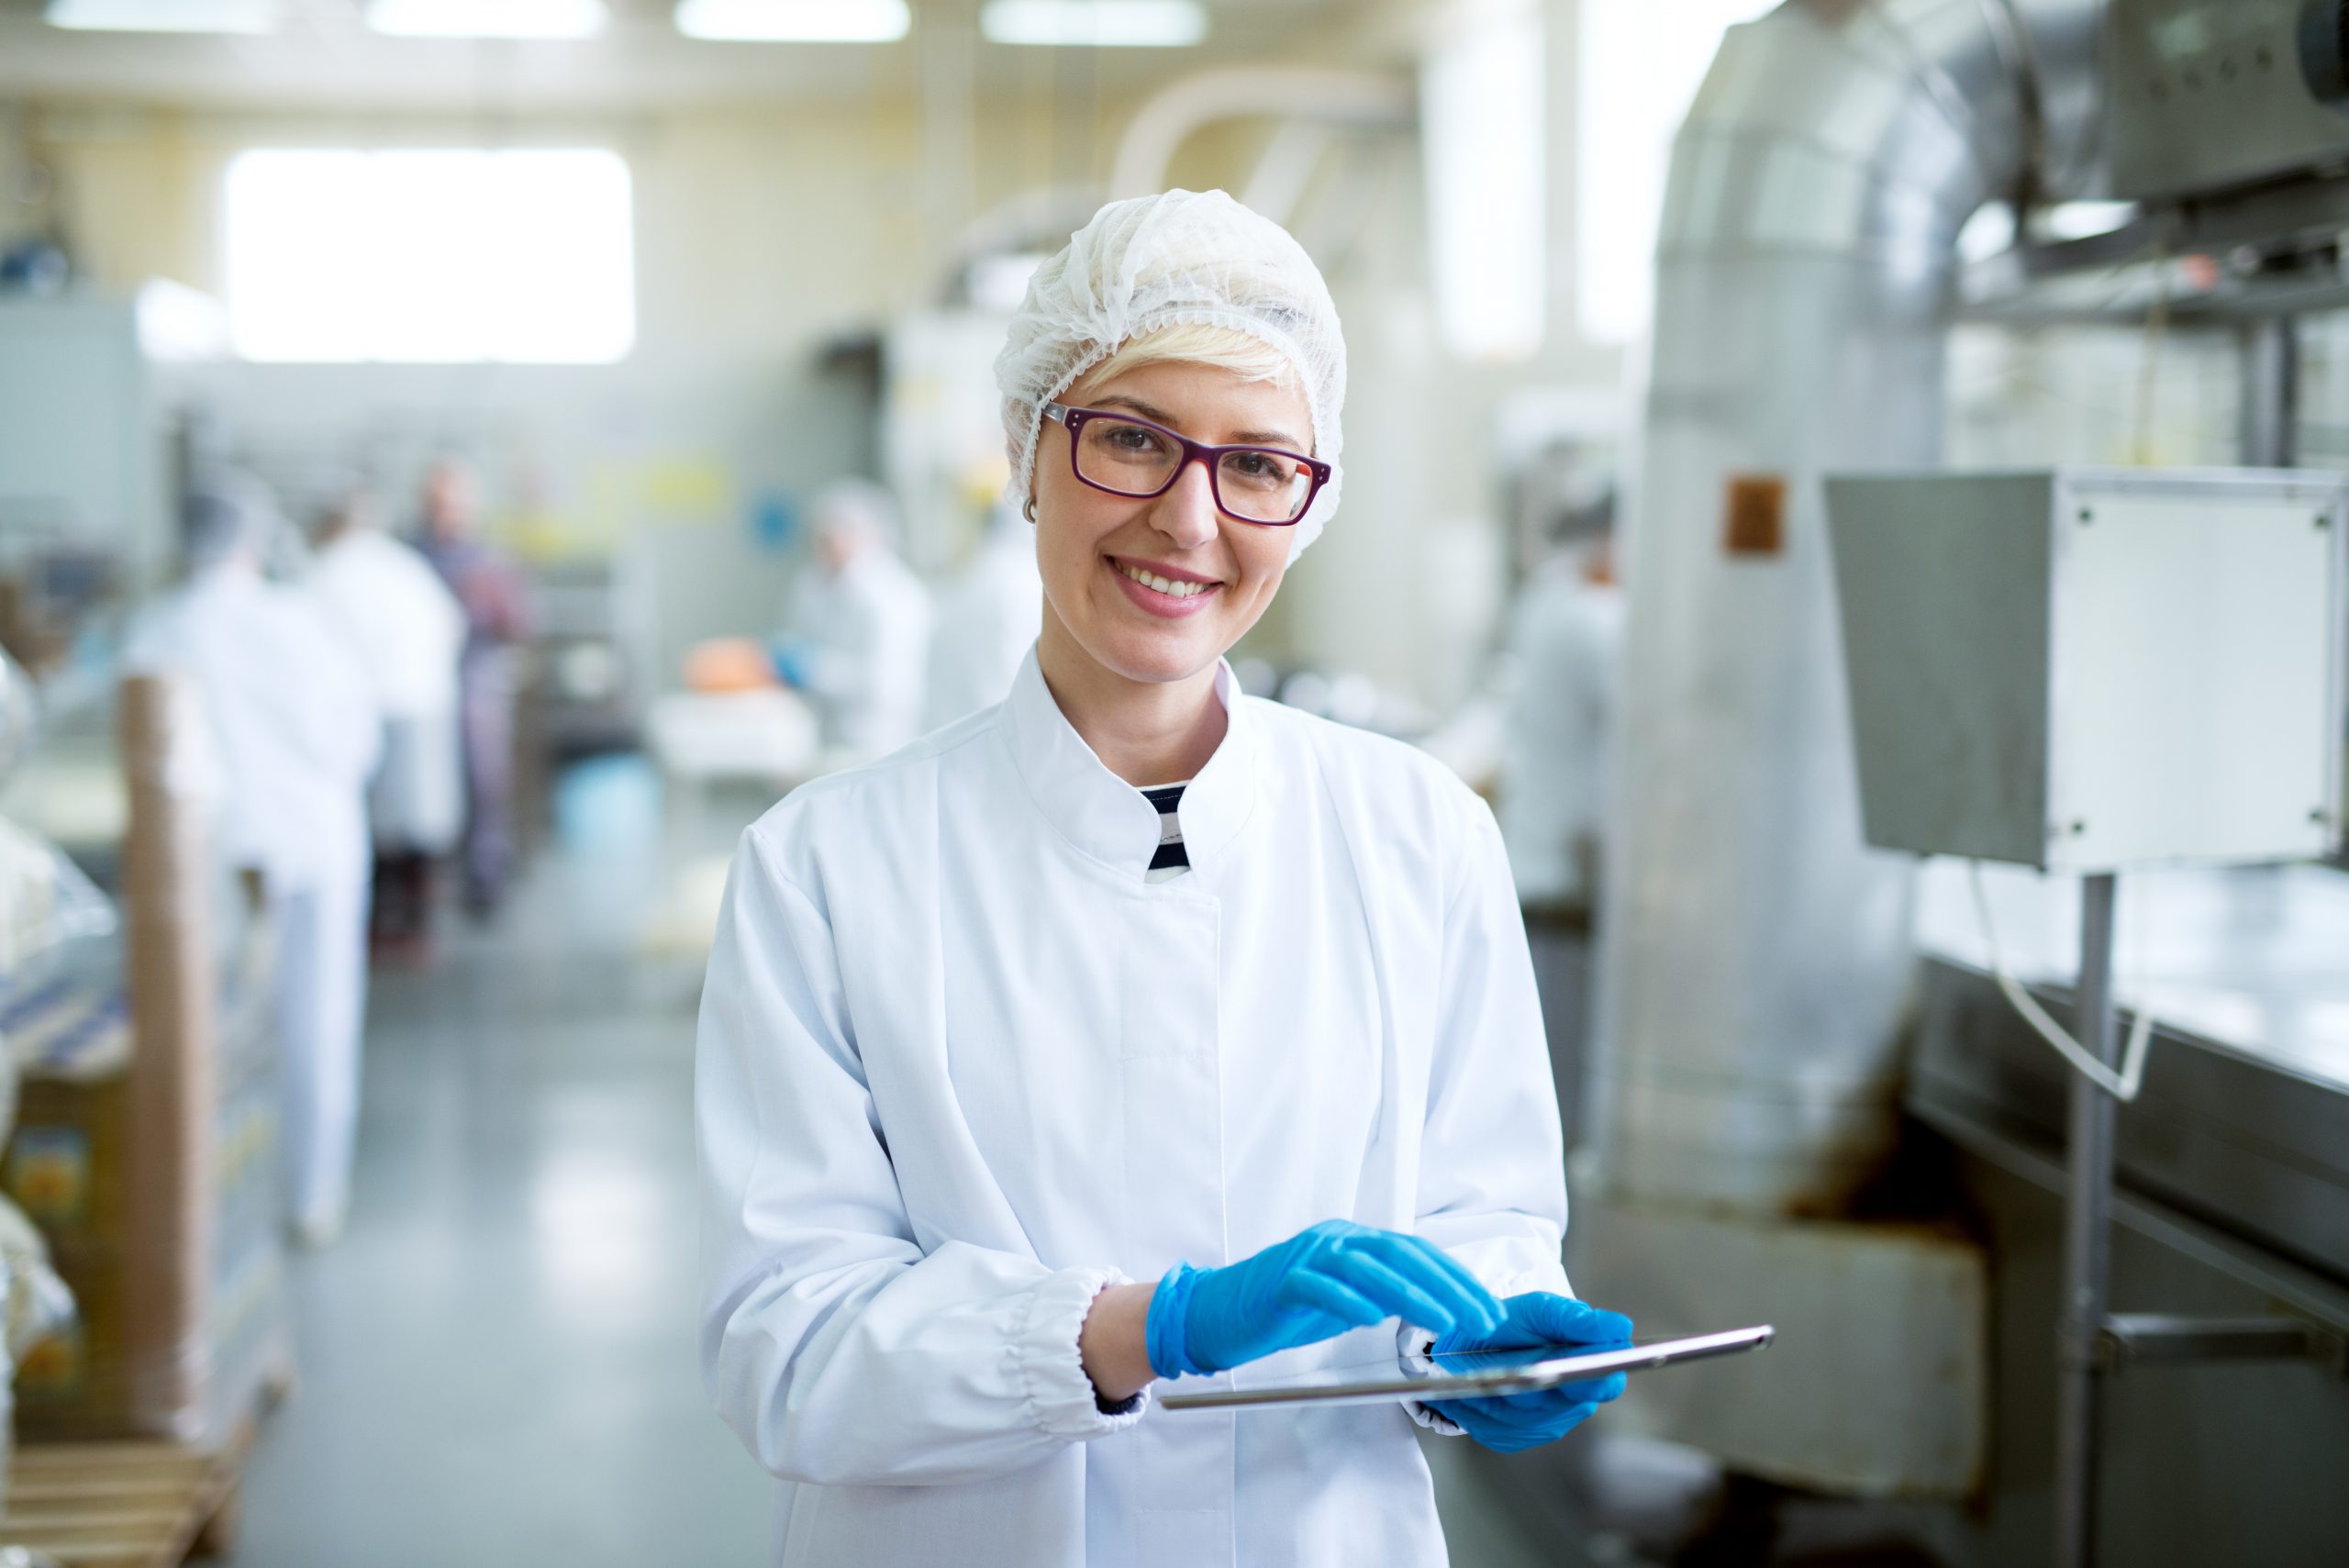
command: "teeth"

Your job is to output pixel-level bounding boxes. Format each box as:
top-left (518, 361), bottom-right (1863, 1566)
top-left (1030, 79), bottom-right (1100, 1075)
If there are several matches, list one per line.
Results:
top-left (1118, 562), bottom-right (1211, 598)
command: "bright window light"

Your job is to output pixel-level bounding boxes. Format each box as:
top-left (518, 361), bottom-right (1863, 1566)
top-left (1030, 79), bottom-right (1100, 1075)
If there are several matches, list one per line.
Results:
top-left (981, 1), bottom-right (1205, 47)
top-left (1422, 0), bottom-right (1544, 362)
top-left (225, 149), bottom-right (635, 364)
top-left (1575, 0), bottom-right (1776, 343)
top-left (46, 0), bottom-right (278, 32)
top-left (674, 0), bottom-right (910, 42)
top-left (366, 0), bottom-right (607, 38)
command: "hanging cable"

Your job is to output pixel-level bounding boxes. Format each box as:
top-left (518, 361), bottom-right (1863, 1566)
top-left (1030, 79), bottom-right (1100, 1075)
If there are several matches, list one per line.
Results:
top-left (1967, 861), bottom-right (2155, 1101)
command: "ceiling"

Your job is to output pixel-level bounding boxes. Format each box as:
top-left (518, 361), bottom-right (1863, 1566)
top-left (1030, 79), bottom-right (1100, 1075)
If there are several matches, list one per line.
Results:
top-left (0, 0), bottom-right (1405, 114)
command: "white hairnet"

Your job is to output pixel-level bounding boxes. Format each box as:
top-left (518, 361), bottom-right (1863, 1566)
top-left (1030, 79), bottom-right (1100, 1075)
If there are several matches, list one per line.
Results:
top-left (183, 471), bottom-right (280, 573)
top-left (809, 478), bottom-right (902, 550)
top-left (995, 189), bottom-right (1346, 563)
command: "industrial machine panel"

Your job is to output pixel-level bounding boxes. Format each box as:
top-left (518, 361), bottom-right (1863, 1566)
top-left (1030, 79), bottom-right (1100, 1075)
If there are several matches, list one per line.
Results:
top-left (2105, 0), bottom-right (2349, 199)
top-left (1825, 468), bottom-right (2347, 873)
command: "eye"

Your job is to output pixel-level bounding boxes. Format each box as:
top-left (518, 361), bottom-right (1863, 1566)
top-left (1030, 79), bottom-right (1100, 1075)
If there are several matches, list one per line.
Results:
top-left (1222, 450), bottom-right (1299, 488)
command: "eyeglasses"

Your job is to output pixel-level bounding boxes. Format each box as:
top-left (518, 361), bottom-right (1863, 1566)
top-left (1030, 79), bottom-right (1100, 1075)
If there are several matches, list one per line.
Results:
top-left (1042, 402), bottom-right (1331, 526)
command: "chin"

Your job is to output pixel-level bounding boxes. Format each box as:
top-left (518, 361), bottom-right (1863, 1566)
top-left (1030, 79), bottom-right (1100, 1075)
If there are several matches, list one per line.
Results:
top-left (1091, 625), bottom-right (1226, 686)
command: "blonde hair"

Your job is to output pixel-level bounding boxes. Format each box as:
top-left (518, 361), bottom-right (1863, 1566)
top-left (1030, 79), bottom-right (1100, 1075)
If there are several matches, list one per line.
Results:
top-left (1070, 322), bottom-right (1302, 419)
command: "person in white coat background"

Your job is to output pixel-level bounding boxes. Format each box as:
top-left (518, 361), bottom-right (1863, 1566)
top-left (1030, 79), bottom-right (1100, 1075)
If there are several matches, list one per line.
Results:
top-left (306, 476), bottom-right (466, 962)
top-left (127, 475), bottom-right (380, 1247)
top-left (697, 190), bottom-right (1631, 1568)
top-left (923, 499), bottom-right (1044, 730)
top-left (774, 480), bottom-right (933, 761)
top-left (1497, 500), bottom-right (1625, 1155)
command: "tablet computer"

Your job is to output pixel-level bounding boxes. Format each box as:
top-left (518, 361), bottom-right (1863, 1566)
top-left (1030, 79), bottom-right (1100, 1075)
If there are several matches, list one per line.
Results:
top-left (1157, 1324), bottom-right (1775, 1412)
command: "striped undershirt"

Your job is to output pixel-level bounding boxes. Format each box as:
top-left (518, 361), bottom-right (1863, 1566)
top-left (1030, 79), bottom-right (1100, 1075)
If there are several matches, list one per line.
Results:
top-left (1141, 783), bottom-right (1192, 884)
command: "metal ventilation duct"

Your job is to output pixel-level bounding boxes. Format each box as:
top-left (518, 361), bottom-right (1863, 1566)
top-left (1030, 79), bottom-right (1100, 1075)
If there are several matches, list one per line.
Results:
top-left (1591, 0), bottom-right (2108, 1213)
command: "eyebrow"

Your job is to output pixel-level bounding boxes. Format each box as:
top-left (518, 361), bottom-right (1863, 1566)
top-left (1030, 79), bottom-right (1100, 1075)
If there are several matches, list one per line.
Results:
top-left (1088, 394), bottom-right (1310, 456)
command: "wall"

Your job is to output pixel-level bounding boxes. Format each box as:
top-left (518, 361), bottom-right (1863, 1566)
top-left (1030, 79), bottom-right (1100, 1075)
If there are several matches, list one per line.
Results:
top-left (15, 0), bottom-right (1631, 712)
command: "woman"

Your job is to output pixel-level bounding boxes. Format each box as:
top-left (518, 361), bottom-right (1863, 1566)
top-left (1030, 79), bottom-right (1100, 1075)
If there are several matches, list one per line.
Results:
top-left (698, 190), bottom-right (1628, 1568)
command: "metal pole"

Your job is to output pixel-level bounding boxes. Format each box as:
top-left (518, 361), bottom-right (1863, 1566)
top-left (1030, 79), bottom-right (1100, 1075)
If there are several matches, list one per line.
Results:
top-left (2238, 316), bottom-right (2300, 468)
top-left (2054, 872), bottom-right (2121, 1568)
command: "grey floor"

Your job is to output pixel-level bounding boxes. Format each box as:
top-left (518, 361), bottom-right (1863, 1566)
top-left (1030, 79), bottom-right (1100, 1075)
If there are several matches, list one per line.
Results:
top-left (224, 758), bottom-right (1581, 1567)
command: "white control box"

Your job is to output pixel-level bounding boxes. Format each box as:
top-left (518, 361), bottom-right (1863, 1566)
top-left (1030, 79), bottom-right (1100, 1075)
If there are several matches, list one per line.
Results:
top-left (1823, 468), bottom-right (2347, 873)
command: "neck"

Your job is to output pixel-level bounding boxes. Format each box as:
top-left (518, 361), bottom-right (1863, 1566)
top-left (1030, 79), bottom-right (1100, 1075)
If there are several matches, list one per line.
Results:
top-left (1036, 617), bottom-right (1228, 788)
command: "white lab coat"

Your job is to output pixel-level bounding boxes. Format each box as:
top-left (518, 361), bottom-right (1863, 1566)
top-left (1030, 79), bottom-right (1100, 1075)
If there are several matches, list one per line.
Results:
top-left (922, 520), bottom-right (1042, 730)
top-left (306, 529), bottom-right (466, 851)
top-left (788, 549), bottom-right (932, 760)
top-left (697, 651), bottom-right (1571, 1568)
top-left (125, 565), bottom-right (379, 1233)
top-left (1498, 559), bottom-right (1625, 907)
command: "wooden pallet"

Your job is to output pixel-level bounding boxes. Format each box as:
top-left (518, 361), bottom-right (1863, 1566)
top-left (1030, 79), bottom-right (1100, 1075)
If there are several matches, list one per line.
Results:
top-left (0, 1421), bottom-right (252, 1568)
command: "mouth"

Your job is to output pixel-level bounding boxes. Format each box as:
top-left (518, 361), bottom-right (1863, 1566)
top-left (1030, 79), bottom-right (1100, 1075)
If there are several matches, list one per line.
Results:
top-left (1107, 555), bottom-right (1223, 619)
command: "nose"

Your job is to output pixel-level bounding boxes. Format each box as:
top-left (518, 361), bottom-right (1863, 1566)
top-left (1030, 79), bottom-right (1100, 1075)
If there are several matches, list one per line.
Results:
top-left (1147, 457), bottom-right (1221, 551)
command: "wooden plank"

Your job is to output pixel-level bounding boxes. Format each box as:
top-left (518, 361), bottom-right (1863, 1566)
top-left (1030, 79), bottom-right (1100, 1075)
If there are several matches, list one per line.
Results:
top-left (1, 1420), bottom-right (255, 1568)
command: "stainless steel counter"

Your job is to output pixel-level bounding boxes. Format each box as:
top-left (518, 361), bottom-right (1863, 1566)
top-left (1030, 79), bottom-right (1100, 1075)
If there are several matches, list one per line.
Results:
top-left (1909, 860), bottom-right (2349, 1287)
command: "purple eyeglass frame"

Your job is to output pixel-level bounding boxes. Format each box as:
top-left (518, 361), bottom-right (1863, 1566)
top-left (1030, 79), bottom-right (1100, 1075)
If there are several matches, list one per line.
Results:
top-left (1042, 401), bottom-right (1331, 526)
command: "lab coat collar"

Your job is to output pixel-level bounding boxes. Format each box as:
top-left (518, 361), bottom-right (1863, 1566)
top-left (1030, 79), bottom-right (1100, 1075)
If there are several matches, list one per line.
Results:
top-left (1002, 648), bottom-right (1259, 888)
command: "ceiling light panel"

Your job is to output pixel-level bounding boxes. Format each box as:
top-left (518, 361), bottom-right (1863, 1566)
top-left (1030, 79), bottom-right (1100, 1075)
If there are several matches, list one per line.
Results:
top-left (980, 1), bottom-right (1207, 48)
top-left (46, 0), bottom-right (281, 32)
top-left (366, 0), bottom-right (610, 39)
top-left (674, 0), bottom-right (912, 42)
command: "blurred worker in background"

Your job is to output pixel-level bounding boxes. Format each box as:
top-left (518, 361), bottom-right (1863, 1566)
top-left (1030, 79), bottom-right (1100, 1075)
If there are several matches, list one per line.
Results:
top-left (923, 499), bottom-right (1042, 729)
top-left (1498, 490), bottom-right (1623, 913)
top-left (125, 474), bottom-right (379, 1247)
top-left (774, 479), bottom-right (932, 760)
top-left (307, 474), bottom-right (466, 963)
top-left (416, 460), bottom-right (532, 918)
top-left (1497, 490), bottom-right (1623, 1150)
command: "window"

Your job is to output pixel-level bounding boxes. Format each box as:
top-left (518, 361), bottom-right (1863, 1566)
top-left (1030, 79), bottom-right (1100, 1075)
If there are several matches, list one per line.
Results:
top-left (224, 148), bottom-right (634, 363)
top-left (1575, 0), bottom-right (1776, 344)
top-left (1422, 0), bottom-right (1546, 363)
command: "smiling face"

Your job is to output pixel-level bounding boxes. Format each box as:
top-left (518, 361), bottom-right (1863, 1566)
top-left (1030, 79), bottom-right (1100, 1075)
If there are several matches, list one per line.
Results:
top-left (1031, 357), bottom-right (1312, 692)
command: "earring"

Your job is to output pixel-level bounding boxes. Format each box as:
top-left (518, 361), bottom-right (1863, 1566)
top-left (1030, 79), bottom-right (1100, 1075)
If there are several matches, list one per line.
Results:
top-left (1023, 497), bottom-right (1038, 524)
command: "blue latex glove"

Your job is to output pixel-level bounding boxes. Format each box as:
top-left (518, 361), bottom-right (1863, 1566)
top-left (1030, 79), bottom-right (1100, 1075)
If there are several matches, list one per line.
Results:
top-left (1427, 1292), bottom-right (1633, 1454)
top-left (768, 637), bottom-right (814, 689)
top-left (1147, 1220), bottom-right (1506, 1379)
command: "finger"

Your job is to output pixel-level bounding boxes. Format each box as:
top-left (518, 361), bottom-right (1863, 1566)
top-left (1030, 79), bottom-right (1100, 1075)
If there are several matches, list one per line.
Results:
top-left (1352, 1235), bottom-right (1502, 1334)
top-left (1513, 1293), bottom-right (1633, 1346)
top-left (1343, 1239), bottom-right (1484, 1333)
top-left (1282, 1270), bottom-right (1387, 1330)
top-left (1460, 1395), bottom-right (1605, 1435)
top-left (1324, 1251), bottom-right (1464, 1336)
top-left (1385, 1235), bottom-right (1506, 1324)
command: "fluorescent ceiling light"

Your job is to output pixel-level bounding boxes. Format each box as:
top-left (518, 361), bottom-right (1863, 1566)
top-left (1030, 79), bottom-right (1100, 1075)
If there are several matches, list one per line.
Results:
top-left (46, 0), bottom-right (279, 32)
top-left (366, 0), bottom-right (608, 39)
top-left (981, 1), bottom-right (1206, 47)
top-left (675, 0), bottom-right (910, 42)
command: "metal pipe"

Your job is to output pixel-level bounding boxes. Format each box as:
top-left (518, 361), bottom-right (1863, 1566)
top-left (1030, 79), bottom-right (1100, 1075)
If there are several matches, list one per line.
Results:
top-left (1595, 0), bottom-right (2108, 1213)
top-left (2055, 871), bottom-right (2121, 1568)
top-left (1106, 68), bottom-right (1412, 201)
top-left (2239, 316), bottom-right (2302, 467)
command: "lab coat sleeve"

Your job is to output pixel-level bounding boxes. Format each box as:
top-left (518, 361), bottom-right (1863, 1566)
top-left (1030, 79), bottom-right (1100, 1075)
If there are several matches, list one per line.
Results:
top-left (1403, 796), bottom-right (1577, 1434)
top-left (1417, 795), bottom-right (1575, 1298)
top-left (697, 825), bottom-right (1147, 1488)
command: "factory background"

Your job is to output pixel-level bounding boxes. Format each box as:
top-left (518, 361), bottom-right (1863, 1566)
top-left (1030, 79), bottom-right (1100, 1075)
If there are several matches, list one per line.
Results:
top-left (0, 2), bottom-right (2341, 1566)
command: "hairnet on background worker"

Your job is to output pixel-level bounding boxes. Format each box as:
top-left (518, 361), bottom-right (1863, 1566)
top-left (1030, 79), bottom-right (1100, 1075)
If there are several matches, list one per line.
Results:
top-left (125, 473), bottom-right (381, 1246)
top-left (697, 188), bottom-right (1629, 1568)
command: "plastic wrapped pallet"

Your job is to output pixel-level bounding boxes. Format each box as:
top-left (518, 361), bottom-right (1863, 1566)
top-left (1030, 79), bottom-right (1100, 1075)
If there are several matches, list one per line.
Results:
top-left (2, 673), bottom-right (288, 1445)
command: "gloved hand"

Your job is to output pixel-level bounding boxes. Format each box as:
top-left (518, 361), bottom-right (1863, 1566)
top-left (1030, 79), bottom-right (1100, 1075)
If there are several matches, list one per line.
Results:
top-left (1147, 1219), bottom-right (1505, 1380)
top-left (768, 638), bottom-right (814, 689)
top-left (1427, 1292), bottom-right (1633, 1454)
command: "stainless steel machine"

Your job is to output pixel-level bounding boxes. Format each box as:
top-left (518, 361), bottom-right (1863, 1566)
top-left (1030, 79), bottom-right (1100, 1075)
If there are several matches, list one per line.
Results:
top-left (1580, 2), bottom-right (2349, 1562)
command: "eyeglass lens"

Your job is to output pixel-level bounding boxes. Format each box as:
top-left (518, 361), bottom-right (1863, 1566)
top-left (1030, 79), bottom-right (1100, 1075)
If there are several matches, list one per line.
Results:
top-left (1074, 416), bottom-right (1312, 523)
